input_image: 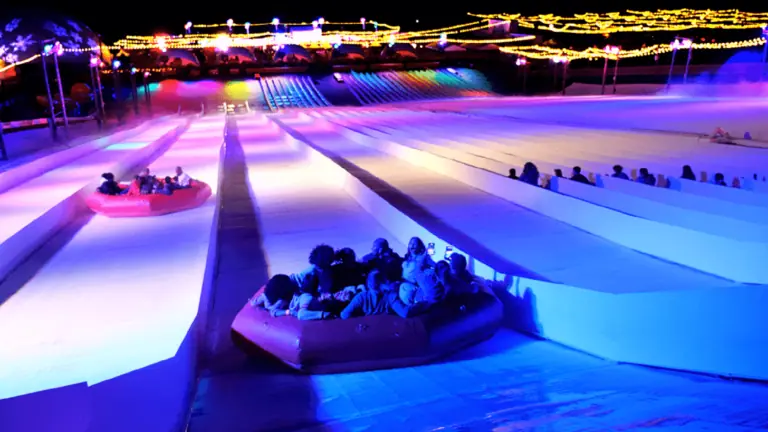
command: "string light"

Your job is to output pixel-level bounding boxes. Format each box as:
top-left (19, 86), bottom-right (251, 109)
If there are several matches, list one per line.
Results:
top-left (470, 9), bottom-right (768, 34)
top-left (499, 37), bottom-right (767, 61)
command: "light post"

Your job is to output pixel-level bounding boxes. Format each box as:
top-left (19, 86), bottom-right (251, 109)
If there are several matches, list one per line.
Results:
top-left (227, 19), bottom-right (234, 33)
top-left (667, 37), bottom-right (693, 91)
top-left (143, 71), bottom-right (152, 112)
top-left (272, 18), bottom-right (280, 32)
top-left (361, 18), bottom-right (366, 30)
top-left (761, 26), bottom-right (768, 81)
top-left (51, 42), bottom-right (69, 135)
top-left (89, 56), bottom-right (103, 127)
top-left (602, 45), bottom-right (620, 95)
top-left (130, 67), bottom-right (139, 115)
top-left (185, 21), bottom-right (192, 34)
top-left (516, 57), bottom-right (528, 94)
top-left (41, 44), bottom-right (58, 140)
top-left (553, 55), bottom-right (569, 95)
top-left (245, 22), bottom-right (251, 35)
top-left (112, 60), bottom-right (124, 123)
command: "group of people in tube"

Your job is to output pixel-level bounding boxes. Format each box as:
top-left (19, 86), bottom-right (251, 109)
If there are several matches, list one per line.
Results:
top-left (508, 162), bottom-right (730, 188)
top-left (251, 237), bottom-right (480, 320)
top-left (96, 167), bottom-right (194, 196)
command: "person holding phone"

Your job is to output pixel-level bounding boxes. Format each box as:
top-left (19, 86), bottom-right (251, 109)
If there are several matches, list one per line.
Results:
top-left (399, 237), bottom-right (436, 305)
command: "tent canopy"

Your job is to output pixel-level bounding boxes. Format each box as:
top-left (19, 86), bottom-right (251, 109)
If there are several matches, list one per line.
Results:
top-left (274, 44), bottom-right (311, 62)
top-left (156, 49), bottom-right (200, 67)
top-left (0, 16), bottom-right (100, 65)
top-left (426, 42), bottom-right (466, 52)
top-left (223, 47), bottom-right (258, 63)
top-left (381, 43), bottom-right (417, 58)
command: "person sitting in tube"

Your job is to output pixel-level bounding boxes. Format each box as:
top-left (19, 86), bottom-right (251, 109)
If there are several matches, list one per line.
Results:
top-left (569, 166), bottom-right (592, 185)
top-left (174, 166), bottom-right (192, 188)
top-left (281, 272), bottom-right (332, 320)
top-left (341, 270), bottom-right (425, 319)
top-left (361, 238), bottom-right (403, 288)
top-left (440, 254), bottom-right (478, 297)
top-left (155, 176), bottom-right (175, 195)
top-left (251, 274), bottom-right (296, 317)
top-left (636, 168), bottom-right (656, 186)
top-left (399, 237), bottom-right (438, 306)
top-left (97, 173), bottom-right (122, 195)
top-left (291, 244), bottom-right (336, 297)
top-left (122, 175), bottom-right (143, 196)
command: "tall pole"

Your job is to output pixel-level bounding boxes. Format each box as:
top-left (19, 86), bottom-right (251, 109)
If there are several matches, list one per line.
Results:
top-left (89, 66), bottom-right (102, 128)
top-left (612, 55), bottom-right (620, 94)
top-left (113, 65), bottom-right (124, 123)
top-left (561, 60), bottom-right (568, 96)
top-left (666, 48), bottom-right (678, 92)
top-left (95, 64), bottom-right (105, 120)
top-left (601, 56), bottom-right (609, 95)
top-left (40, 52), bottom-right (58, 140)
top-left (143, 72), bottom-right (151, 112)
top-left (51, 44), bottom-right (69, 135)
top-left (683, 45), bottom-right (693, 84)
top-left (522, 64), bottom-right (528, 94)
top-left (130, 69), bottom-right (139, 115)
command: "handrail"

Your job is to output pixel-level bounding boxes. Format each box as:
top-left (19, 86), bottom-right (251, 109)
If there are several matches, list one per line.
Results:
top-left (258, 78), bottom-right (278, 112)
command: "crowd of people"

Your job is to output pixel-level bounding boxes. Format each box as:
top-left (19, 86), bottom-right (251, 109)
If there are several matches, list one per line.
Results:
top-left (508, 161), bottom-right (732, 188)
top-left (97, 166), bottom-right (193, 196)
top-left (252, 237), bottom-right (481, 320)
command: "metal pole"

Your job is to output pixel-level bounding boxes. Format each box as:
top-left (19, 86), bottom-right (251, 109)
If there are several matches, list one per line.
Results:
top-left (612, 55), bottom-right (620, 94)
top-left (683, 45), bottom-right (693, 84)
top-left (114, 69), bottom-right (124, 123)
top-left (601, 56), bottom-right (609, 95)
top-left (522, 65), bottom-right (527, 94)
top-left (89, 66), bottom-right (102, 128)
top-left (95, 65), bottom-right (105, 119)
top-left (666, 48), bottom-right (678, 92)
top-left (51, 49), bottom-right (69, 134)
top-left (40, 53), bottom-right (58, 141)
top-left (561, 61), bottom-right (568, 96)
top-left (130, 72), bottom-right (139, 115)
top-left (553, 63), bottom-right (558, 90)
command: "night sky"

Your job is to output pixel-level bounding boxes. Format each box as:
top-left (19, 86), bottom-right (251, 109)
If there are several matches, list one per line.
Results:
top-left (3, 0), bottom-right (763, 42)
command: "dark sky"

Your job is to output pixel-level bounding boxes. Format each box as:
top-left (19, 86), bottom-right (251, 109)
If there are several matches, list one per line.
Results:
top-left (4, 1), bottom-right (763, 42)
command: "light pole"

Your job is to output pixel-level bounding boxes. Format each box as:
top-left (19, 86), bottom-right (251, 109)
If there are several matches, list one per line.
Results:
top-left (761, 26), bottom-right (768, 81)
top-left (516, 57), bottom-right (528, 94)
top-left (40, 44), bottom-right (58, 140)
top-left (89, 56), bottom-right (102, 127)
top-left (667, 37), bottom-right (693, 91)
top-left (227, 19), bottom-right (234, 33)
top-left (553, 55), bottom-right (569, 95)
top-left (112, 60), bottom-right (124, 123)
top-left (361, 18), bottom-right (366, 30)
top-left (143, 71), bottom-right (151, 110)
top-left (130, 67), bottom-right (139, 115)
top-left (272, 18), bottom-right (280, 33)
top-left (51, 42), bottom-right (69, 135)
top-left (601, 45), bottom-right (620, 95)
top-left (601, 45), bottom-right (621, 95)
top-left (185, 21), bottom-right (192, 34)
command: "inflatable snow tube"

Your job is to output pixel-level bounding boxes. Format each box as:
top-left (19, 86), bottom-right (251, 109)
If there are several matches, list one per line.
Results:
top-left (231, 285), bottom-right (503, 373)
top-left (85, 181), bottom-right (212, 217)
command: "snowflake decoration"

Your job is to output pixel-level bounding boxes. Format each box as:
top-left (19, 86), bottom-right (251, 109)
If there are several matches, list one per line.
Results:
top-left (63, 39), bottom-right (82, 53)
top-left (67, 20), bottom-right (82, 33)
top-left (44, 22), bottom-right (69, 38)
top-left (11, 34), bottom-right (34, 52)
top-left (4, 53), bottom-right (18, 64)
top-left (87, 38), bottom-right (98, 48)
top-left (5, 19), bottom-right (21, 33)
top-left (0, 45), bottom-right (7, 58)
top-left (71, 32), bottom-right (83, 44)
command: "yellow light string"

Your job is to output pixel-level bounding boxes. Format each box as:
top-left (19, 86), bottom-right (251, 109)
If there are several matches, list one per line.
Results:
top-left (191, 20), bottom-right (399, 31)
top-left (0, 54), bottom-right (40, 73)
top-left (499, 37), bottom-right (766, 60)
top-left (411, 35), bottom-right (536, 44)
top-left (470, 9), bottom-right (768, 34)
